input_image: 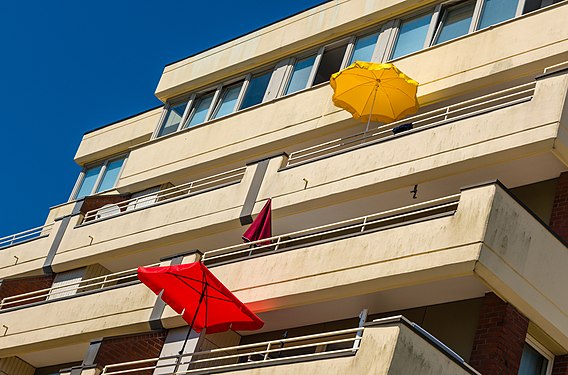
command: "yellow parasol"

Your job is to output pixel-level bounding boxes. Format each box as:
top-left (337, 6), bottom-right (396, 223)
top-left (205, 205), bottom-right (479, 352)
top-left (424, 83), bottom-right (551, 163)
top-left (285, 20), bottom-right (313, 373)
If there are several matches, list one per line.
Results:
top-left (330, 61), bottom-right (419, 127)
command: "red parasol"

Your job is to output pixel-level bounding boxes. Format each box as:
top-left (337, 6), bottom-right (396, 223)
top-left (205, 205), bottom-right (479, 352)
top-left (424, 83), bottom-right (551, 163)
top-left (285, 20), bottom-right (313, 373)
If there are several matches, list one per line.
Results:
top-left (137, 262), bottom-right (263, 334)
top-left (242, 199), bottom-right (272, 246)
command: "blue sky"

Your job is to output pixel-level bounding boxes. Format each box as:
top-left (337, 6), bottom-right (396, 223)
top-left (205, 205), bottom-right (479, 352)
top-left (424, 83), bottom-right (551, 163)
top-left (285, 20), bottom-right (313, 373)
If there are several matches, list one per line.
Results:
top-left (0, 0), bottom-right (326, 237)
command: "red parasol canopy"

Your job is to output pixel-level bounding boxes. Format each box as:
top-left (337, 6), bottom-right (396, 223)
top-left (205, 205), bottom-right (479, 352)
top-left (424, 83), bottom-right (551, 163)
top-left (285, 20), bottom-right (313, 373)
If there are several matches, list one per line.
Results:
top-left (242, 199), bottom-right (272, 246)
top-left (138, 262), bottom-right (264, 334)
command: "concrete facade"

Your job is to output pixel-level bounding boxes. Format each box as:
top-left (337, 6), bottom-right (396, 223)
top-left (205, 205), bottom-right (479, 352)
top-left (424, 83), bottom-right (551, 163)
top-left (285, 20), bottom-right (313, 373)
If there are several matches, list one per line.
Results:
top-left (1, 0), bottom-right (567, 374)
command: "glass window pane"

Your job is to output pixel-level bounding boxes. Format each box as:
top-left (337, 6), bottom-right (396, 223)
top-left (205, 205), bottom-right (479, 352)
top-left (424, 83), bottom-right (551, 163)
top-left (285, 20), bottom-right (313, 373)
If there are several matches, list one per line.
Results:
top-left (523, 0), bottom-right (542, 13)
top-left (240, 71), bottom-right (272, 110)
top-left (313, 44), bottom-right (348, 85)
top-left (75, 165), bottom-right (102, 199)
top-left (157, 102), bottom-right (187, 137)
top-left (478, 0), bottom-right (518, 30)
top-left (285, 55), bottom-right (316, 95)
top-left (391, 13), bottom-right (433, 60)
top-left (349, 32), bottom-right (379, 64)
top-left (518, 343), bottom-right (548, 375)
top-left (212, 82), bottom-right (243, 119)
top-left (434, 1), bottom-right (475, 45)
top-left (186, 92), bottom-right (215, 127)
top-left (96, 158), bottom-right (125, 193)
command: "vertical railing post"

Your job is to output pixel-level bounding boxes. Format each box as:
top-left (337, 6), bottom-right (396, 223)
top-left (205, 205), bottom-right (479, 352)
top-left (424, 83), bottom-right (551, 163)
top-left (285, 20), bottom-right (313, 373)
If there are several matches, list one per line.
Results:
top-left (360, 217), bottom-right (368, 232)
top-left (273, 236), bottom-right (282, 251)
top-left (263, 342), bottom-right (271, 361)
top-left (353, 309), bottom-right (368, 351)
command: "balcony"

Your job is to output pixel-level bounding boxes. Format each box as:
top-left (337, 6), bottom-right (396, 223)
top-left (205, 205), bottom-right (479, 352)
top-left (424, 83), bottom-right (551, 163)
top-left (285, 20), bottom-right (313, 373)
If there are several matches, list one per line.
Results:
top-left (3, 182), bottom-right (566, 355)
top-left (285, 82), bottom-right (536, 167)
top-left (119, 63), bottom-right (568, 216)
top-left (158, 182), bottom-right (568, 350)
top-left (50, 166), bottom-right (251, 271)
top-left (101, 317), bottom-right (478, 375)
top-left (0, 223), bottom-right (55, 279)
top-left (0, 266), bottom-right (157, 356)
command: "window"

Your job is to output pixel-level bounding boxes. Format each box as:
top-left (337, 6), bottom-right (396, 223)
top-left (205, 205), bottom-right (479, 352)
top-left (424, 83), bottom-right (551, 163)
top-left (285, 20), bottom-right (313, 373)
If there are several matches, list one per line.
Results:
top-left (518, 337), bottom-right (553, 375)
top-left (523, 0), bottom-right (562, 14)
top-left (240, 71), bottom-right (272, 110)
top-left (391, 13), bottom-right (433, 59)
top-left (433, 1), bottom-right (476, 45)
top-left (313, 44), bottom-right (349, 85)
top-left (154, 68), bottom-right (276, 138)
top-left (157, 101), bottom-right (187, 137)
top-left (285, 42), bottom-right (349, 95)
top-left (71, 155), bottom-right (126, 200)
top-left (285, 55), bottom-right (317, 95)
top-left (186, 91), bottom-right (216, 128)
top-left (212, 82), bottom-right (244, 119)
top-left (154, 0), bottom-right (533, 138)
top-left (477, 0), bottom-right (518, 30)
top-left (349, 32), bottom-right (380, 64)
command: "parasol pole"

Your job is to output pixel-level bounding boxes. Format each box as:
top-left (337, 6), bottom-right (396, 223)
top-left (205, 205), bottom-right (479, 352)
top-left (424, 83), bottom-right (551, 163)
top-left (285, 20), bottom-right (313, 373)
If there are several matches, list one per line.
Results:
top-left (175, 277), bottom-right (208, 372)
top-left (364, 84), bottom-right (379, 136)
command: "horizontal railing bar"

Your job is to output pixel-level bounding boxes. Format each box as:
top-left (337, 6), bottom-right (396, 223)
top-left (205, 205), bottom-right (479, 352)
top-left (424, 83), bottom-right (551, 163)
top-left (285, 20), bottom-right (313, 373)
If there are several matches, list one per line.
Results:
top-left (102, 328), bottom-right (363, 374)
top-left (287, 82), bottom-right (536, 166)
top-left (183, 348), bottom-right (359, 375)
top-left (103, 327), bottom-right (364, 371)
top-left (104, 347), bottom-right (359, 375)
top-left (0, 223), bottom-right (54, 244)
top-left (84, 167), bottom-right (246, 221)
top-left (203, 194), bottom-right (460, 260)
top-left (1, 263), bottom-right (159, 307)
top-left (204, 201), bottom-right (458, 262)
top-left (288, 93), bottom-right (533, 166)
top-left (189, 337), bottom-right (359, 366)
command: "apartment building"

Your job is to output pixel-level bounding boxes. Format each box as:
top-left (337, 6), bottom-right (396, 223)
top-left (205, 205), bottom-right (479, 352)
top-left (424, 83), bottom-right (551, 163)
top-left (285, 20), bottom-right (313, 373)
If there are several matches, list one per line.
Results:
top-left (1, 0), bottom-right (568, 374)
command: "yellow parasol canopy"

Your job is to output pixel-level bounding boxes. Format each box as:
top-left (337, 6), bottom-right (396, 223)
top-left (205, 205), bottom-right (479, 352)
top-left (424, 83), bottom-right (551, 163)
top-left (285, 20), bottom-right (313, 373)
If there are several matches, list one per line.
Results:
top-left (330, 61), bottom-right (419, 124)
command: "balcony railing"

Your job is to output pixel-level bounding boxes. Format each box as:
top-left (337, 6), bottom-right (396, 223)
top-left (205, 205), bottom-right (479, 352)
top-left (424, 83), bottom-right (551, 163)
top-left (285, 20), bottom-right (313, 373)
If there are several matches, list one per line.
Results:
top-left (82, 166), bottom-right (247, 223)
top-left (202, 193), bottom-right (460, 265)
top-left (0, 264), bottom-right (157, 311)
top-left (101, 327), bottom-right (364, 375)
top-left (0, 223), bottom-right (54, 249)
top-left (286, 82), bottom-right (537, 167)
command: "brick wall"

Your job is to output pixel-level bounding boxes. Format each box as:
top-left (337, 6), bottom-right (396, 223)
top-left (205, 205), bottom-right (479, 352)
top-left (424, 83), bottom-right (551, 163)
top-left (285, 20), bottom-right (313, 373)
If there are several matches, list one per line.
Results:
top-left (0, 274), bottom-right (55, 309)
top-left (95, 331), bottom-right (167, 374)
top-left (469, 292), bottom-right (529, 375)
top-left (553, 355), bottom-right (568, 375)
top-left (550, 172), bottom-right (568, 242)
top-left (80, 194), bottom-right (132, 222)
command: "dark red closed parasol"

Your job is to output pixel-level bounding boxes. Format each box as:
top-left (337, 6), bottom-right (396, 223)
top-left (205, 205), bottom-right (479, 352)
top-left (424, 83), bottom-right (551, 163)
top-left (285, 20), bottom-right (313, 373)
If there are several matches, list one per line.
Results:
top-left (242, 199), bottom-right (272, 246)
top-left (137, 262), bottom-right (263, 334)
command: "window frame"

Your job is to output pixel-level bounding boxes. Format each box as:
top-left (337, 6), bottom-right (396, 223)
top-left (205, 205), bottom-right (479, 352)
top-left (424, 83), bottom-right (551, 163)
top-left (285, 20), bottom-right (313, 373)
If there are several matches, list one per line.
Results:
top-left (152, 98), bottom-right (193, 139)
top-left (238, 69), bottom-right (274, 110)
top-left (385, 7), bottom-right (440, 61)
top-left (152, 0), bottom-right (542, 139)
top-left (69, 154), bottom-right (128, 201)
top-left (431, 0), bottom-right (477, 46)
top-left (387, 0), bottom-right (528, 60)
top-left (521, 335), bottom-right (554, 375)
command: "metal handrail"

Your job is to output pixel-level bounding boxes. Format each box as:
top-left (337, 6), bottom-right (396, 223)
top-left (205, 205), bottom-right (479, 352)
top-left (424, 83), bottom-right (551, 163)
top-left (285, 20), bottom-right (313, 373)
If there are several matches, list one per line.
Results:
top-left (101, 327), bottom-right (364, 375)
top-left (202, 193), bottom-right (460, 264)
top-left (0, 264), bottom-right (158, 310)
top-left (82, 167), bottom-right (247, 223)
top-left (0, 223), bottom-right (54, 249)
top-left (287, 82), bottom-right (536, 166)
